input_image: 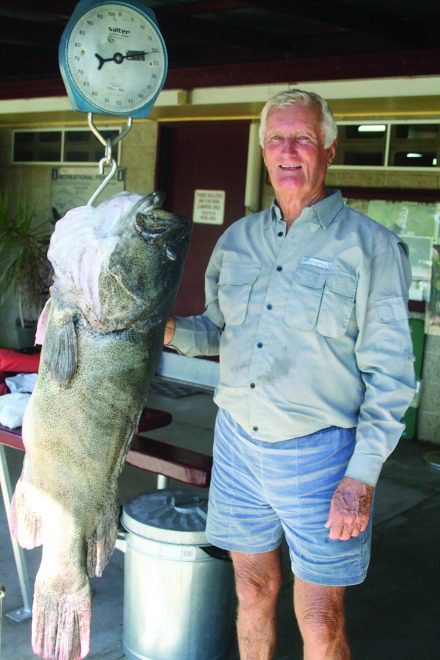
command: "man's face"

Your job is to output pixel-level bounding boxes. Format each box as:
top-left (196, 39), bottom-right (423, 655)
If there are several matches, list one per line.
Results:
top-left (262, 103), bottom-right (337, 204)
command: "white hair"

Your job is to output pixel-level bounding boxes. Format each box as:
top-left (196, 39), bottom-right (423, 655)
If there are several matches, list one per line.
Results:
top-left (259, 89), bottom-right (337, 149)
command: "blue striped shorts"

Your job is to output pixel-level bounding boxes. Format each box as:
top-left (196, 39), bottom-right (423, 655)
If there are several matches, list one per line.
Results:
top-left (206, 408), bottom-right (372, 586)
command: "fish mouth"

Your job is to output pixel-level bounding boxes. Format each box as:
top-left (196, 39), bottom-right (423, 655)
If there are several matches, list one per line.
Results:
top-left (135, 212), bottom-right (177, 241)
top-left (134, 211), bottom-right (191, 257)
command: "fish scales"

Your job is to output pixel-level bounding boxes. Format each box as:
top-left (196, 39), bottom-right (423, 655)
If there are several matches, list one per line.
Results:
top-left (10, 192), bottom-right (192, 660)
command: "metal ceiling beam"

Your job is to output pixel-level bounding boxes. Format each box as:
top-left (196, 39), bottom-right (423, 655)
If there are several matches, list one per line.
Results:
top-left (230, 0), bottom-right (423, 45)
top-left (0, 0), bottom-right (74, 18)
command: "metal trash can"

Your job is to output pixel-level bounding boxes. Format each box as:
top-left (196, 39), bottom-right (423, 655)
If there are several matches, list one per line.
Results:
top-left (121, 489), bottom-right (235, 660)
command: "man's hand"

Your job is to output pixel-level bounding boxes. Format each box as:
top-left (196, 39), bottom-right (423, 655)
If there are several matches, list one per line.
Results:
top-left (325, 476), bottom-right (374, 541)
top-left (164, 317), bottom-right (176, 345)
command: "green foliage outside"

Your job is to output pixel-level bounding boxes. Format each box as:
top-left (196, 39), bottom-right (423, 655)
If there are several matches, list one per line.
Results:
top-left (0, 193), bottom-right (52, 326)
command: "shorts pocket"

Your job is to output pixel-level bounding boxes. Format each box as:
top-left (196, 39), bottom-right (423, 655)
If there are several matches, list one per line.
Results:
top-left (218, 261), bottom-right (260, 326)
top-left (317, 271), bottom-right (357, 337)
top-left (284, 266), bottom-right (327, 330)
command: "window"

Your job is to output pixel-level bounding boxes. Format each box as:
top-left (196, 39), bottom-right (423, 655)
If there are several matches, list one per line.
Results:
top-left (345, 196), bottom-right (440, 303)
top-left (389, 124), bottom-right (439, 168)
top-left (334, 124), bottom-right (386, 166)
top-left (64, 129), bottom-right (120, 163)
top-left (334, 122), bottom-right (440, 169)
top-left (12, 129), bottom-right (121, 164)
top-left (13, 131), bottom-right (61, 162)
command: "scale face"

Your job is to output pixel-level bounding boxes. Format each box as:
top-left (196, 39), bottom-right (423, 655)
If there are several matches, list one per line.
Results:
top-left (59, 0), bottom-right (168, 117)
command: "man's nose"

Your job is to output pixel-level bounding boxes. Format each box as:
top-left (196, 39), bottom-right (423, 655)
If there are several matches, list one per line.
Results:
top-left (282, 137), bottom-right (297, 154)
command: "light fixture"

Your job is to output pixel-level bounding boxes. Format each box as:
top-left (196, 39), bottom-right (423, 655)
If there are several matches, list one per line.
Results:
top-left (357, 124), bottom-right (386, 133)
top-left (433, 157), bottom-right (438, 166)
top-left (406, 152), bottom-right (422, 158)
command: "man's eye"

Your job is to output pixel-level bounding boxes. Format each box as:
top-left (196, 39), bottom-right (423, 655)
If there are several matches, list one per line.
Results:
top-left (297, 135), bottom-right (311, 142)
top-left (268, 135), bottom-right (283, 143)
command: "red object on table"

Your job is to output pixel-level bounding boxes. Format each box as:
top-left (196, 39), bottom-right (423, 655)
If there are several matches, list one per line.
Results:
top-left (0, 349), bottom-right (40, 373)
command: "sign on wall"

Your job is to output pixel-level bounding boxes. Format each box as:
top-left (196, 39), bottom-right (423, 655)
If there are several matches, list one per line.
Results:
top-left (51, 167), bottom-right (126, 220)
top-left (193, 189), bottom-right (225, 225)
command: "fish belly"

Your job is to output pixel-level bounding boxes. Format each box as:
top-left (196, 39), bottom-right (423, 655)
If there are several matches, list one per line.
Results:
top-left (11, 321), bottom-right (161, 660)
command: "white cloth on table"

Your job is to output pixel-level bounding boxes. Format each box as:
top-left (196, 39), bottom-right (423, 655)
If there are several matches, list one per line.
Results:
top-left (5, 372), bottom-right (37, 393)
top-left (0, 392), bottom-right (30, 428)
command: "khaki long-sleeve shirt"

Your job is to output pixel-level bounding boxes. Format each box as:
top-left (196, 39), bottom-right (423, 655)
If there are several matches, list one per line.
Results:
top-left (172, 189), bottom-right (416, 486)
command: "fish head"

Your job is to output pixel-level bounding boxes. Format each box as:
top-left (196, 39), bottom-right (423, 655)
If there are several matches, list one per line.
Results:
top-left (100, 193), bottom-right (192, 329)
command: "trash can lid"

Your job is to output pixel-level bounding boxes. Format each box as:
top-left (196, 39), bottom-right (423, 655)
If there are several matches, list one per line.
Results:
top-left (122, 489), bottom-right (209, 545)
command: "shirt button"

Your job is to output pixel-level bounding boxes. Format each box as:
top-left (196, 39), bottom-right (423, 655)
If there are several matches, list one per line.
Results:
top-left (250, 382), bottom-right (255, 388)
top-left (277, 231), bottom-right (283, 237)
top-left (253, 426), bottom-right (259, 432)
top-left (267, 303), bottom-right (273, 310)
top-left (276, 265), bottom-right (283, 272)
top-left (257, 342), bottom-right (263, 348)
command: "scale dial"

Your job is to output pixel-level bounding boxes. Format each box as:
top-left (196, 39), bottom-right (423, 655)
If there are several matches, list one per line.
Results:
top-left (59, 0), bottom-right (168, 117)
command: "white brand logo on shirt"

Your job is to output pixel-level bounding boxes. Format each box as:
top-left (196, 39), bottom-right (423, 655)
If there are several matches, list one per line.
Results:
top-left (301, 256), bottom-right (332, 270)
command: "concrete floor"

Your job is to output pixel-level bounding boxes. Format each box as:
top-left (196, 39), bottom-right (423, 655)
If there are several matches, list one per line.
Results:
top-left (1, 384), bottom-right (440, 660)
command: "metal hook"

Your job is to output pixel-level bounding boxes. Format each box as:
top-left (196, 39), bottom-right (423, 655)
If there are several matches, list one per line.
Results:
top-left (87, 158), bottom-right (118, 206)
top-left (86, 113), bottom-right (133, 206)
top-left (87, 113), bottom-right (133, 148)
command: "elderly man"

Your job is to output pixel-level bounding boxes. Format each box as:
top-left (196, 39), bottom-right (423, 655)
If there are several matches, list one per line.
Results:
top-left (164, 89), bottom-right (416, 659)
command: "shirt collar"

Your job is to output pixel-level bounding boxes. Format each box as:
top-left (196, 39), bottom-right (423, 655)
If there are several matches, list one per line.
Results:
top-left (268, 189), bottom-right (344, 229)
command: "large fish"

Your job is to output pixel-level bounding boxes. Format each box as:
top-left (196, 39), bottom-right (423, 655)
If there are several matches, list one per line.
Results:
top-left (10, 192), bottom-right (192, 660)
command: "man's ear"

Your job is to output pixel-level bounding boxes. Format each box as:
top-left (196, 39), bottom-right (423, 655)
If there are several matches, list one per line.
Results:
top-left (327, 141), bottom-right (337, 166)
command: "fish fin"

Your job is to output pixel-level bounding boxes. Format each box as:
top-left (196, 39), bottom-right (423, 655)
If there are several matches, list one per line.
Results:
top-left (10, 478), bottom-right (43, 548)
top-left (32, 581), bottom-right (91, 660)
top-left (44, 312), bottom-right (78, 385)
top-left (86, 498), bottom-right (119, 577)
top-left (35, 299), bottom-right (51, 346)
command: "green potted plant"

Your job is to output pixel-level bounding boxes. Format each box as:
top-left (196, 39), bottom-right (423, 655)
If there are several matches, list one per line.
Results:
top-left (0, 192), bottom-right (52, 347)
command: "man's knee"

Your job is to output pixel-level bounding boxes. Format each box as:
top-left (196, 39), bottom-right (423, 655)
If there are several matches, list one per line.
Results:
top-left (232, 550), bottom-right (282, 608)
top-left (294, 579), bottom-right (346, 642)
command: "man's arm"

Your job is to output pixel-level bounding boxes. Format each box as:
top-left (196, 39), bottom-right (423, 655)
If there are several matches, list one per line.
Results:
top-left (164, 317), bottom-right (176, 346)
top-left (163, 239), bottom-right (225, 357)
top-left (345, 238), bottom-right (416, 486)
top-left (326, 238), bottom-right (416, 541)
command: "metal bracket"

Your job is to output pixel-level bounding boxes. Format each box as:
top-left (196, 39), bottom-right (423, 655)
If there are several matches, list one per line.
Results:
top-left (87, 113), bottom-right (133, 206)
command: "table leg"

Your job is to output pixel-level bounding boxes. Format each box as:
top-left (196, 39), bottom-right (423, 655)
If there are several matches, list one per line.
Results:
top-left (0, 445), bottom-right (32, 621)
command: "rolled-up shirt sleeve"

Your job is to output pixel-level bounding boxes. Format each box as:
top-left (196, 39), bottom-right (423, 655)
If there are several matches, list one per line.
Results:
top-left (346, 238), bottom-right (417, 486)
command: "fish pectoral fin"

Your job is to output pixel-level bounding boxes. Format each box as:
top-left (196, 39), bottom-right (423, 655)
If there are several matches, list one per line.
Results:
top-left (43, 313), bottom-right (78, 385)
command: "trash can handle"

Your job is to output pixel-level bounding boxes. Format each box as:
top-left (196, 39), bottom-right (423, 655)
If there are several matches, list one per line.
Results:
top-left (171, 494), bottom-right (207, 519)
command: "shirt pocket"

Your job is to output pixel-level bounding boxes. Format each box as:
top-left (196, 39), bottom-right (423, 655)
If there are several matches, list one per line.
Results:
top-left (284, 266), bottom-right (327, 330)
top-left (317, 271), bottom-right (358, 337)
top-left (218, 261), bottom-right (260, 326)
top-left (374, 296), bottom-right (409, 323)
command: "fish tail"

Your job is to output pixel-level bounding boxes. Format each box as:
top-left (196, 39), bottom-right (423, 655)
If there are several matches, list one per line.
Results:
top-left (86, 498), bottom-right (120, 577)
top-left (10, 478), bottom-right (43, 548)
top-left (43, 310), bottom-right (78, 385)
top-left (32, 581), bottom-right (91, 660)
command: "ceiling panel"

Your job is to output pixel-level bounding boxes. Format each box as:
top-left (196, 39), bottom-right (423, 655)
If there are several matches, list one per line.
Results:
top-left (0, 0), bottom-right (438, 99)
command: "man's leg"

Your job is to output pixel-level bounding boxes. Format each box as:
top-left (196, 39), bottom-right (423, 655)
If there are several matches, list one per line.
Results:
top-left (294, 577), bottom-right (350, 660)
top-left (231, 547), bottom-right (283, 660)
